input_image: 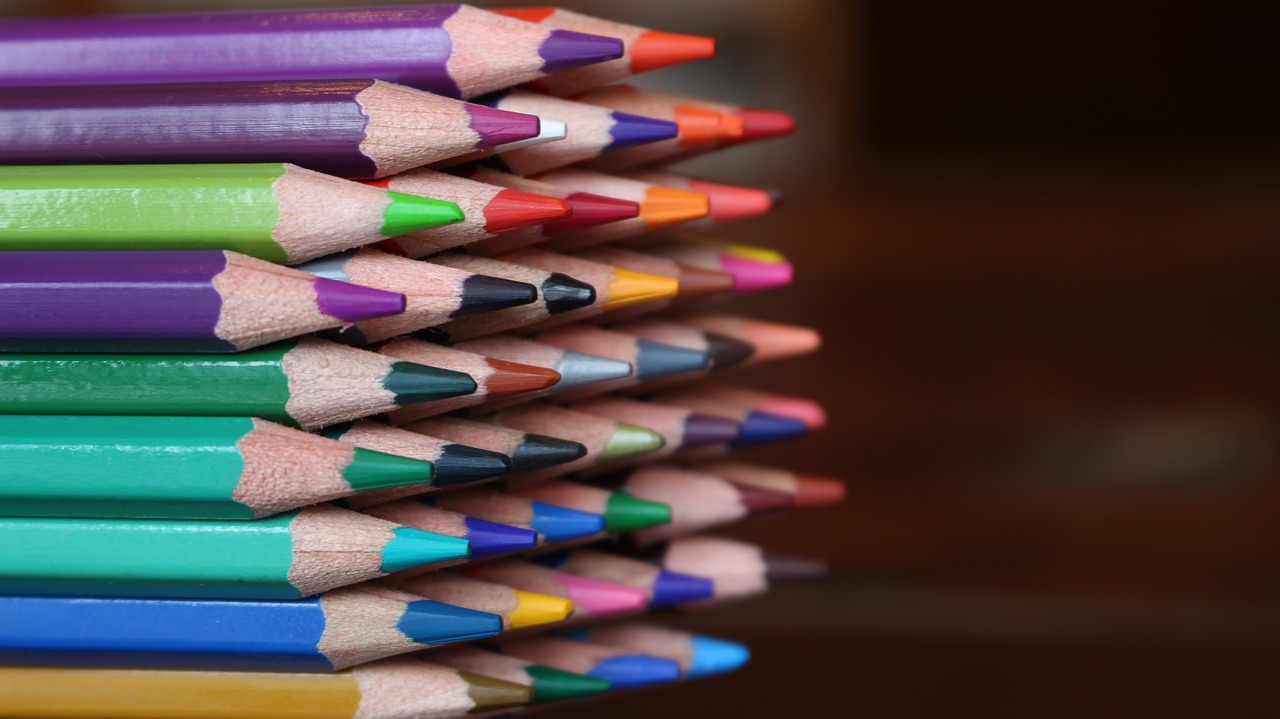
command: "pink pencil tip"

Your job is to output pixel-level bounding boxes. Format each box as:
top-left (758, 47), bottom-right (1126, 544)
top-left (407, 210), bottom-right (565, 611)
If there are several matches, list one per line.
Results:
top-left (468, 105), bottom-right (542, 148)
top-left (755, 396), bottom-right (828, 431)
top-left (558, 572), bottom-right (650, 615)
top-left (720, 255), bottom-right (794, 293)
top-left (687, 180), bottom-right (774, 222)
top-left (313, 277), bottom-right (406, 323)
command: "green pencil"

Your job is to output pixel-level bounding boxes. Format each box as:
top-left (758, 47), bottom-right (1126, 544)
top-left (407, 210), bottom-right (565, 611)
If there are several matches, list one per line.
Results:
top-left (0, 163), bottom-right (464, 264)
top-left (0, 415), bottom-right (439, 520)
top-left (0, 336), bottom-right (478, 430)
top-left (0, 505), bottom-right (470, 599)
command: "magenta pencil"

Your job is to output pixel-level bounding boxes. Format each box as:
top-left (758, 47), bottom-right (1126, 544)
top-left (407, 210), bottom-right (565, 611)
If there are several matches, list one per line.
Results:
top-left (0, 5), bottom-right (624, 99)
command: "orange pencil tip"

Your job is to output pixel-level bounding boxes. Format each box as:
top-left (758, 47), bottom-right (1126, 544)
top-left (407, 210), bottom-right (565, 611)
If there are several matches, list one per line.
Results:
top-left (630, 31), bottom-right (717, 73)
top-left (607, 269), bottom-right (681, 309)
top-left (491, 7), bottom-right (557, 23)
top-left (673, 106), bottom-right (740, 148)
top-left (640, 187), bottom-right (710, 227)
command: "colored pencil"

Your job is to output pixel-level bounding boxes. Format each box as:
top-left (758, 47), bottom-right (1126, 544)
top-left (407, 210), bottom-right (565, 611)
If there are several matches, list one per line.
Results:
top-left (630, 536), bottom-right (830, 602)
top-left (0, 4), bottom-right (624, 99)
top-left (615, 463), bottom-right (794, 536)
top-left (430, 645), bottom-right (611, 704)
top-left (575, 85), bottom-right (744, 171)
top-left (645, 96), bottom-right (797, 165)
top-left (694, 460), bottom-right (847, 508)
top-left (0, 415), bottom-right (435, 520)
top-left (0, 163), bottom-right (462, 263)
top-left (574, 245), bottom-right (736, 301)
top-left (665, 312), bottom-right (822, 364)
top-left (400, 415), bottom-right (587, 474)
top-left (362, 498), bottom-right (537, 560)
top-left (431, 487), bottom-right (604, 543)
top-left (429, 253), bottom-right (597, 339)
top-left (495, 7), bottom-right (716, 96)
top-left (530, 324), bottom-right (709, 399)
top-left (609, 317), bottom-right (756, 372)
top-left (468, 90), bottom-right (676, 175)
top-left (0, 250), bottom-right (405, 353)
top-left (661, 382), bottom-right (829, 430)
top-left (392, 572), bottom-right (573, 630)
top-left (534, 169), bottom-right (710, 251)
top-left (561, 624), bottom-right (751, 679)
top-left (449, 335), bottom-right (634, 396)
top-left (647, 386), bottom-right (810, 448)
top-left (297, 249), bottom-right (536, 345)
top-left (0, 504), bottom-right (470, 599)
top-left (0, 658), bottom-right (532, 719)
top-left (508, 478), bottom-right (672, 534)
top-left (624, 170), bottom-right (774, 227)
top-left (0, 585), bottom-right (501, 671)
top-left (0, 80), bottom-right (540, 179)
top-left (533, 548), bottom-right (715, 608)
top-left (464, 559), bottom-right (650, 618)
top-left (453, 116), bottom-right (567, 164)
top-left (567, 396), bottom-right (741, 462)
top-left (0, 337), bottom-right (477, 430)
top-left (478, 403), bottom-right (666, 483)
top-left (456, 167), bottom-right (640, 255)
top-left (496, 635), bottom-right (682, 689)
top-left (376, 338), bottom-right (561, 423)
top-left (325, 420), bottom-right (512, 508)
top-left (367, 168), bottom-right (571, 257)
top-left (638, 238), bottom-right (794, 294)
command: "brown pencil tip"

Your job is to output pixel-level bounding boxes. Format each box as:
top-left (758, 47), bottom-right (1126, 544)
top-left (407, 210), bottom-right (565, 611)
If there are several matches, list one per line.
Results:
top-left (675, 263), bottom-right (736, 298)
top-left (484, 357), bottom-right (562, 396)
top-left (792, 476), bottom-right (846, 508)
top-left (762, 552), bottom-right (830, 586)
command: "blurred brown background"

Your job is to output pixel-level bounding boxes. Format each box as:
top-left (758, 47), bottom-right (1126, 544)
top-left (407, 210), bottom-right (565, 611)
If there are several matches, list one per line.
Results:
top-left (6, 0), bottom-right (1280, 715)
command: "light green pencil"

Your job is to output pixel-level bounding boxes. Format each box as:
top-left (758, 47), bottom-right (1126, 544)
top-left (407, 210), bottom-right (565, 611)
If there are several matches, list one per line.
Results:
top-left (0, 163), bottom-right (463, 264)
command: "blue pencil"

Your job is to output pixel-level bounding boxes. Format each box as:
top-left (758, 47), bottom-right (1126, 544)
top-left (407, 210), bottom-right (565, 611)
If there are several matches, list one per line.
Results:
top-left (0, 586), bottom-right (500, 672)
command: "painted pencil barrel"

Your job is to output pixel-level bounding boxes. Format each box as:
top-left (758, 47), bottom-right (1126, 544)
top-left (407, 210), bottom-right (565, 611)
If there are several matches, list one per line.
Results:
top-left (0, 164), bottom-right (463, 263)
top-left (0, 416), bottom-right (434, 520)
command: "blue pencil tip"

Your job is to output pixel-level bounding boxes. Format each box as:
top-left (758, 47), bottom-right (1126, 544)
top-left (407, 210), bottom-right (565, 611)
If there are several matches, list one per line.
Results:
top-left (529, 502), bottom-right (606, 542)
top-left (633, 340), bottom-right (710, 379)
top-left (731, 411), bottom-right (808, 448)
top-left (688, 636), bottom-right (752, 678)
top-left (399, 599), bottom-right (503, 646)
top-left (649, 570), bottom-right (716, 608)
top-left (464, 517), bottom-right (539, 558)
top-left (590, 655), bottom-right (683, 688)
top-left (606, 112), bottom-right (679, 150)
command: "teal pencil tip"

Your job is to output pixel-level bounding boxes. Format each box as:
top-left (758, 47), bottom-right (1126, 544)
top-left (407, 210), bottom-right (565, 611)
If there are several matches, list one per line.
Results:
top-left (385, 361), bottom-right (479, 406)
top-left (381, 527), bottom-right (470, 572)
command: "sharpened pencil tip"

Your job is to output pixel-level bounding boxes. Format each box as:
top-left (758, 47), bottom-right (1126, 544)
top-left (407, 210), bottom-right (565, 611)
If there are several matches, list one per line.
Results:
top-left (688, 636), bottom-right (751, 678)
top-left (606, 112), bottom-right (679, 150)
top-left (511, 434), bottom-right (589, 472)
top-left (525, 664), bottom-right (612, 704)
top-left (704, 332), bottom-right (756, 369)
top-left (725, 243), bottom-right (788, 263)
top-left (674, 264), bottom-right (736, 298)
top-left (793, 475), bottom-right (847, 508)
top-left (735, 482), bottom-right (795, 514)
top-left (468, 105), bottom-right (543, 148)
top-left (464, 517), bottom-right (538, 558)
top-left (755, 395), bottom-right (828, 430)
top-left (736, 107), bottom-right (798, 141)
top-left (381, 192), bottom-right (465, 236)
top-left (343, 447), bottom-right (435, 492)
top-left (529, 502), bottom-right (606, 542)
top-left (673, 106), bottom-right (741, 147)
top-left (640, 187), bottom-right (709, 227)
top-left (381, 527), bottom-right (470, 572)
top-left (733, 411), bottom-right (809, 448)
top-left (458, 670), bottom-right (535, 712)
top-left (540, 272), bottom-right (597, 315)
top-left (553, 349), bottom-right (633, 390)
top-left (539, 29), bottom-right (625, 73)
top-left (556, 573), bottom-right (651, 615)
top-left (603, 493), bottom-right (672, 533)
top-left (630, 30), bottom-right (717, 73)
top-left (484, 357), bottom-right (561, 396)
top-left (455, 275), bottom-right (538, 319)
top-left (547, 193), bottom-right (640, 234)
top-left (508, 589), bottom-right (575, 629)
top-left (721, 255), bottom-right (794, 293)
top-left (633, 339), bottom-right (710, 379)
top-left (399, 599), bottom-right (503, 645)
top-left (485, 189), bottom-right (573, 234)
top-left (590, 655), bottom-right (683, 688)
top-left (385, 362), bottom-right (478, 406)
top-left (682, 412), bottom-right (743, 447)
top-left (650, 569), bottom-right (716, 607)
top-left (762, 552), bottom-right (830, 585)
top-left (598, 422), bottom-right (666, 463)
top-left (605, 269), bottom-right (679, 310)
top-left (687, 180), bottom-right (774, 222)
top-left (312, 277), bottom-right (405, 323)
top-left (432, 444), bottom-right (513, 486)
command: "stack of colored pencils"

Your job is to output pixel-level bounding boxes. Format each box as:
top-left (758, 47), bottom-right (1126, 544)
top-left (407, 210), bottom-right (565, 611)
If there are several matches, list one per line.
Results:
top-left (0, 5), bottom-right (837, 717)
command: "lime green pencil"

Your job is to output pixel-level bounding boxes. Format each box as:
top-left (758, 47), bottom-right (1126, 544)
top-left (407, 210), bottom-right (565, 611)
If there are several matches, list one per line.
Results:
top-left (0, 163), bottom-right (463, 264)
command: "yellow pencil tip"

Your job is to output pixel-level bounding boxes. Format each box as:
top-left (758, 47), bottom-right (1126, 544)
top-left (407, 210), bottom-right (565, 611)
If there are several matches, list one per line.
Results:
top-left (606, 269), bottom-right (680, 309)
top-left (509, 590), bottom-right (575, 629)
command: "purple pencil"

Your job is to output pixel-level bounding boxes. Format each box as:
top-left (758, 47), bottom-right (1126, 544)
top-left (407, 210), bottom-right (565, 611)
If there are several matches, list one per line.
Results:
top-left (0, 80), bottom-right (539, 179)
top-left (0, 250), bottom-right (406, 353)
top-left (0, 5), bottom-right (623, 99)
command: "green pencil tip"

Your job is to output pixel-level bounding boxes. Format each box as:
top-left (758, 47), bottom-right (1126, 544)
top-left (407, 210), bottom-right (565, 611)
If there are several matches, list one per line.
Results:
top-left (603, 493), bottom-right (673, 533)
top-left (343, 447), bottom-right (435, 492)
top-left (381, 191), bottom-right (465, 236)
top-left (597, 422), bottom-right (666, 463)
top-left (525, 664), bottom-right (612, 704)
top-left (381, 527), bottom-right (470, 572)
top-left (385, 362), bottom-right (479, 406)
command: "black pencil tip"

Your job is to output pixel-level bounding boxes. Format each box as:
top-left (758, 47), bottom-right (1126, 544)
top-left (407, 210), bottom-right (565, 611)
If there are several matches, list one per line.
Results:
top-left (510, 433), bottom-right (589, 472)
top-left (541, 273), bottom-right (596, 314)
top-left (454, 275), bottom-right (539, 318)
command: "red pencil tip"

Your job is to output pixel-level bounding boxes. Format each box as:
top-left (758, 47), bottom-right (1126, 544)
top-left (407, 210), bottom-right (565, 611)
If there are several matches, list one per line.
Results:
top-left (484, 189), bottom-right (573, 234)
top-left (792, 476), bottom-right (846, 508)
top-left (630, 31), bottom-right (717, 73)
top-left (544, 193), bottom-right (640, 235)
top-left (687, 180), bottom-right (774, 222)
top-left (484, 358), bottom-right (562, 396)
top-left (736, 108), bottom-right (797, 142)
